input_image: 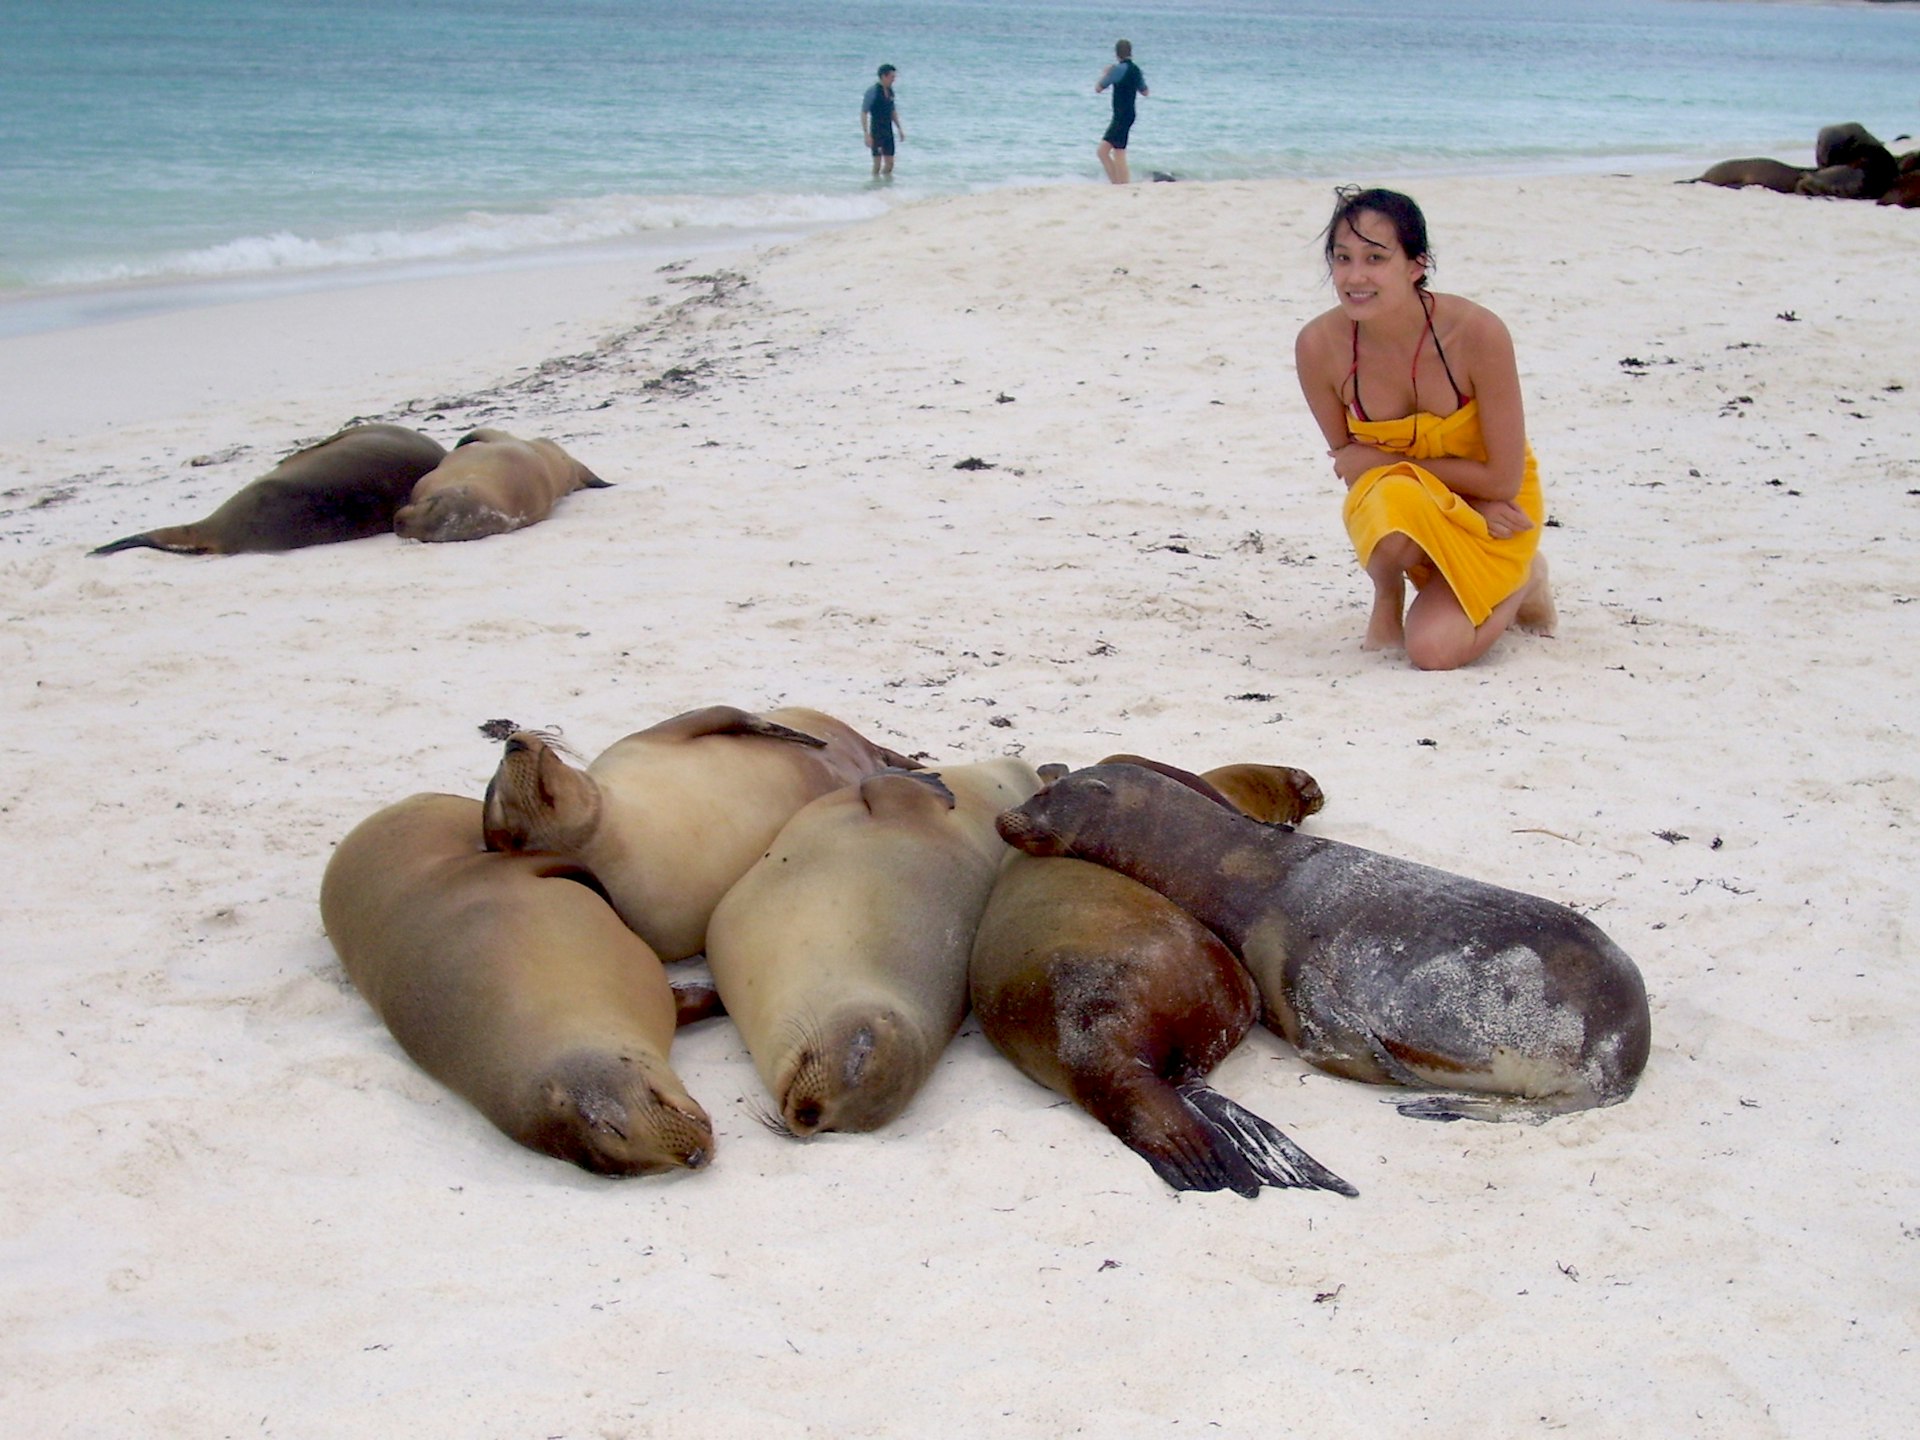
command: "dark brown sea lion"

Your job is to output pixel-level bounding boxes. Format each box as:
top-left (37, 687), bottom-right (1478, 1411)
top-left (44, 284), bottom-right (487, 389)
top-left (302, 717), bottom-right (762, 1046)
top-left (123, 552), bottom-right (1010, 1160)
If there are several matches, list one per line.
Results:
top-left (481, 705), bottom-right (918, 961)
top-left (1810, 123), bottom-right (1897, 198)
top-left (1681, 158), bottom-right (1810, 193)
top-left (996, 760), bottom-right (1652, 1123)
top-left (91, 422), bottom-right (446, 555)
top-left (393, 427), bottom-right (608, 542)
top-left (971, 851), bottom-right (1356, 1199)
top-left (1878, 172), bottom-right (1920, 208)
top-left (707, 760), bottom-right (1041, 1137)
top-left (320, 792), bottom-right (713, 1176)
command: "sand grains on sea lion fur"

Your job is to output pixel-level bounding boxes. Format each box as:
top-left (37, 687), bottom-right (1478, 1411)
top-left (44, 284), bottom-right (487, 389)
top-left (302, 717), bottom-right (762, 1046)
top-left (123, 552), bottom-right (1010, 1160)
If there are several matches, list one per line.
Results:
top-left (996, 759), bottom-right (1652, 1123)
top-left (320, 792), bottom-right (713, 1176)
top-left (707, 760), bottom-right (1042, 1137)
top-left (481, 705), bottom-right (918, 962)
top-left (393, 427), bottom-right (609, 542)
top-left (91, 422), bottom-right (447, 555)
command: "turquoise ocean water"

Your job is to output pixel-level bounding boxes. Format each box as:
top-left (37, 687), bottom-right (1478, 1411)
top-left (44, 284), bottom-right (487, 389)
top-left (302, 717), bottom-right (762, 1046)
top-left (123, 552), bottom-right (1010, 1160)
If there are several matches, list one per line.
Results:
top-left (3, 0), bottom-right (1916, 330)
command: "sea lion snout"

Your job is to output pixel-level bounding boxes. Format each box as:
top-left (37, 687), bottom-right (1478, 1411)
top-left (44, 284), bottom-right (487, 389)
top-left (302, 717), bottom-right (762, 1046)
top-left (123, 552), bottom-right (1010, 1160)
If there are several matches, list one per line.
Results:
top-left (535, 1054), bottom-right (715, 1176)
top-left (776, 1007), bottom-right (926, 1137)
top-left (996, 804), bottom-right (1061, 853)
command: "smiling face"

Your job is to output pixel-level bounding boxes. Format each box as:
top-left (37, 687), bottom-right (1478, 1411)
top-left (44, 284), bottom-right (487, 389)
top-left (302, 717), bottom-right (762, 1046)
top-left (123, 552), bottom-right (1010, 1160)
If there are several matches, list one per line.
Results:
top-left (1328, 209), bottom-right (1427, 319)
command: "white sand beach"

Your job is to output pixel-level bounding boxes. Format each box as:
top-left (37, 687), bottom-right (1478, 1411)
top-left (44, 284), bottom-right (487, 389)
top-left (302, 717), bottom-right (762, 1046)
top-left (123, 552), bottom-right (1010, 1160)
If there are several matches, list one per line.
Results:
top-left (2, 173), bottom-right (1916, 1437)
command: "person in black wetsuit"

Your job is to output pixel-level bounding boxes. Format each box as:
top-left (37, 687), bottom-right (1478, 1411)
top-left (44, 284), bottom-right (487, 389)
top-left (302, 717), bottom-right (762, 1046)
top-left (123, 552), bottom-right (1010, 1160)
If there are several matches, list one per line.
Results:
top-left (1095, 40), bottom-right (1148, 185)
top-left (861, 64), bottom-right (904, 178)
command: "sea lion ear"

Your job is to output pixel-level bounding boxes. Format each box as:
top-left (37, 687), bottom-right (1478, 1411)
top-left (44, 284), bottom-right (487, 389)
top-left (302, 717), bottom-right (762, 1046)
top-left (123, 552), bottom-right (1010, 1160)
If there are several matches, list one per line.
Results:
top-left (1037, 762), bottom-right (1071, 783)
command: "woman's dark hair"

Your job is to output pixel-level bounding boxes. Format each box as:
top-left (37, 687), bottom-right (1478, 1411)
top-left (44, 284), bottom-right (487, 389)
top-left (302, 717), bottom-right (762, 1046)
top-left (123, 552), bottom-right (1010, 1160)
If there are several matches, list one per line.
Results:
top-left (1322, 186), bottom-right (1433, 288)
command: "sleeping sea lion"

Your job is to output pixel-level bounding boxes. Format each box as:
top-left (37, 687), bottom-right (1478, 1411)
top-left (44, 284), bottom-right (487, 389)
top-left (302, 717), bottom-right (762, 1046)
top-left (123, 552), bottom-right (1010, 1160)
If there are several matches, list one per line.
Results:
top-left (393, 427), bottom-right (608, 542)
top-left (90, 422), bottom-right (446, 555)
top-left (1681, 158), bottom-right (1809, 194)
top-left (996, 759), bottom-right (1652, 1124)
top-left (320, 792), bottom-right (713, 1176)
top-left (971, 851), bottom-right (1356, 1199)
top-left (706, 760), bottom-right (1041, 1137)
top-left (481, 705), bottom-right (918, 961)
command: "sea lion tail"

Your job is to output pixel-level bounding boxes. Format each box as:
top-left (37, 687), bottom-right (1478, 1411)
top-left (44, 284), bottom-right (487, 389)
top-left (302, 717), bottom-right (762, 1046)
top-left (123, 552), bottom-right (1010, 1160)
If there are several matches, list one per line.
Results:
top-left (1180, 1083), bottom-right (1358, 1197)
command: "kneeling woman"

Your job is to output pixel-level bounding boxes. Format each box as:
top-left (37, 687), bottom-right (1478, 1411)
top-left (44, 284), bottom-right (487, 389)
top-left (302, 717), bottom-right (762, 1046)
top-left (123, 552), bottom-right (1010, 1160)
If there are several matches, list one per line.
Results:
top-left (1294, 186), bottom-right (1555, 669)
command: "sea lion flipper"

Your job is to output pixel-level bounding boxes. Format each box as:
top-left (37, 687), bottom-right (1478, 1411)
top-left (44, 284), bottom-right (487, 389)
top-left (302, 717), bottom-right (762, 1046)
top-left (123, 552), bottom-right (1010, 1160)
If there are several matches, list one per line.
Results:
top-left (858, 769), bottom-right (956, 817)
top-left (648, 706), bottom-right (830, 750)
top-left (1098, 1081), bottom-right (1269, 1198)
top-left (1393, 1091), bottom-right (1575, 1125)
top-left (1182, 1083), bottom-right (1358, 1197)
top-left (671, 978), bottom-right (726, 1027)
top-left (89, 528), bottom-right (204, 557)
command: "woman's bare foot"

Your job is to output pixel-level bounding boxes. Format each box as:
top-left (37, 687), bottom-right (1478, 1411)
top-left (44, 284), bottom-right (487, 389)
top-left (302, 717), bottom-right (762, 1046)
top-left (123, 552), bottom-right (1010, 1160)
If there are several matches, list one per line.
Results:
top-left (1513, 554), bottom-right (1557, 636)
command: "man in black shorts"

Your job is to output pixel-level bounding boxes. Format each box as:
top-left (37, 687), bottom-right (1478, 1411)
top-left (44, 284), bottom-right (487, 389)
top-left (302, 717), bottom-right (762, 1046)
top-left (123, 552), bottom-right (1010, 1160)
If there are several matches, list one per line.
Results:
top-left (861, 64), bottom-right (903, 178)
top-left (1095, 40), bottom-right (1148, 185)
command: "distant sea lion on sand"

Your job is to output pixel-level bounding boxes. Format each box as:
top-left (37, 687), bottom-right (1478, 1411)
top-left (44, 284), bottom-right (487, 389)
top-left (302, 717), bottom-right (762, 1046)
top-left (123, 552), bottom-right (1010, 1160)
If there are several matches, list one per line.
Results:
top-left (482, 705), bottom-right (918, 961)
top-left (1809, 122), bottom-right (1898, 199)
top-left (707, 760), bottom-right (1041, 1137)
top-left (1196, 762), bottom-right (1326, 825)
top-left (393, 427), bottom-right (609, 543)
top-left (321, 792), bottom-right (713, 1176)
top-left (996, 759), bottom-right (1652, 1123)
top-left (1878, 173), bottom-right (1920, 208)
top-left (90, 422), bottom-right (445, 556)
top-left (971, 849), bottom-right (1356, 1199)
top-left (1681, 158), bottom-right (1809, 194)
top-left (1797, 164), bottom-right (1878, 200)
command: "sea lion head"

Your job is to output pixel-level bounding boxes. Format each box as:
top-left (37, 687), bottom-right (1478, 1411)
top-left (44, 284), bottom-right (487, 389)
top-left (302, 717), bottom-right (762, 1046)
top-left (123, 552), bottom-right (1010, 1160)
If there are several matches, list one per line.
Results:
top-left (393, 488), bottom-right (514, 543)
top-left (526, 1049), bottom-right (714, 1176)
top-left (482, 731), bottom-right (602, 854)
top-left (995, 768), bottom-right (1126, 857)
top-left (770, 1006), bottom-right (930, 1137)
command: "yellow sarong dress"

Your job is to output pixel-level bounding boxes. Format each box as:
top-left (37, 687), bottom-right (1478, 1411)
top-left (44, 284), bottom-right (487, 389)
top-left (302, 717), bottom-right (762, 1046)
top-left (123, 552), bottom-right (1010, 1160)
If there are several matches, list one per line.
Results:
top-left (1341, 399), bottom-right (1543, 627)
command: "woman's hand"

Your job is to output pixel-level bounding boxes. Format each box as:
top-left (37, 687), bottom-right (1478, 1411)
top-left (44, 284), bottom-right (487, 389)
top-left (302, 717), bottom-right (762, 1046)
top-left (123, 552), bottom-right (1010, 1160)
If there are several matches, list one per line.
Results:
top-left (1468, 496), bottom-right (1534, 539)
top-left (1329, 442), bottom-right (1394, 486)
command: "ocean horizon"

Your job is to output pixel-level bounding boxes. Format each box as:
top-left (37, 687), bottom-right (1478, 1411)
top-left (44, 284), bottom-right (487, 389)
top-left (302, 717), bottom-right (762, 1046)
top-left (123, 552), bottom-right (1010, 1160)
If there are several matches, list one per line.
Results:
top-left (4, 0), bottom-right (1915, 335)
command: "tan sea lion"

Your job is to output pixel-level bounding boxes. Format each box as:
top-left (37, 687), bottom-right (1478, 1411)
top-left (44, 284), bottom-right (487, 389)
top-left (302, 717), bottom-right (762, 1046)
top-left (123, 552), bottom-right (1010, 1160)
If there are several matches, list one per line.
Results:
top-left (706, 759), bottom-right (1041, 1137)
top-left (997, 760), bottom-right (1652, 1123)
top-left (392, 427), bottom-right (609, 542)
top-left (482, 705), bottom-right (918, 961)
top-left (971, 852), bottom-right (1356, 1198)
top-left (1681, 158), bottom-right (1809, 193)
top-left (90, 422), bottom-right (446, 555)
top-left (320, 792), bottom-right (713, 1176)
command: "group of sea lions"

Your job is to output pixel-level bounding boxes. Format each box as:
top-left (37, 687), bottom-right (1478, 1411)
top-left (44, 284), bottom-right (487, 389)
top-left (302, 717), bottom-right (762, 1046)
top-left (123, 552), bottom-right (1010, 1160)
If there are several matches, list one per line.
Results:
top-left (1685, 120), bottom-right (1920, 206)
top-left (90, 421), bottom-right (606, 555)
top-left (320, 704), bottom-right (1653, 1201)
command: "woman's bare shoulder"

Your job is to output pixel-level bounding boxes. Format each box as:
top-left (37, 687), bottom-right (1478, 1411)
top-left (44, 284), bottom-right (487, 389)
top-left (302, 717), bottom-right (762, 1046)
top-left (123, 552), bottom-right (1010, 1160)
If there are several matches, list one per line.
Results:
top-left (1433, 291), bottom-right (1513, 349)
top-left (1294, 305), bottom-right (1348, 365)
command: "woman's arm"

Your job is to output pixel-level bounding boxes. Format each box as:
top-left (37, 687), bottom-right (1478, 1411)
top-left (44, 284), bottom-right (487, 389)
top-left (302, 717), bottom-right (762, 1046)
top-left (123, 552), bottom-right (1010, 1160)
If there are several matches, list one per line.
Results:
top-left (1412, 302), bottom-right (1528, 503)
top-left (1296, 317), bottom-right (1398, 486)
